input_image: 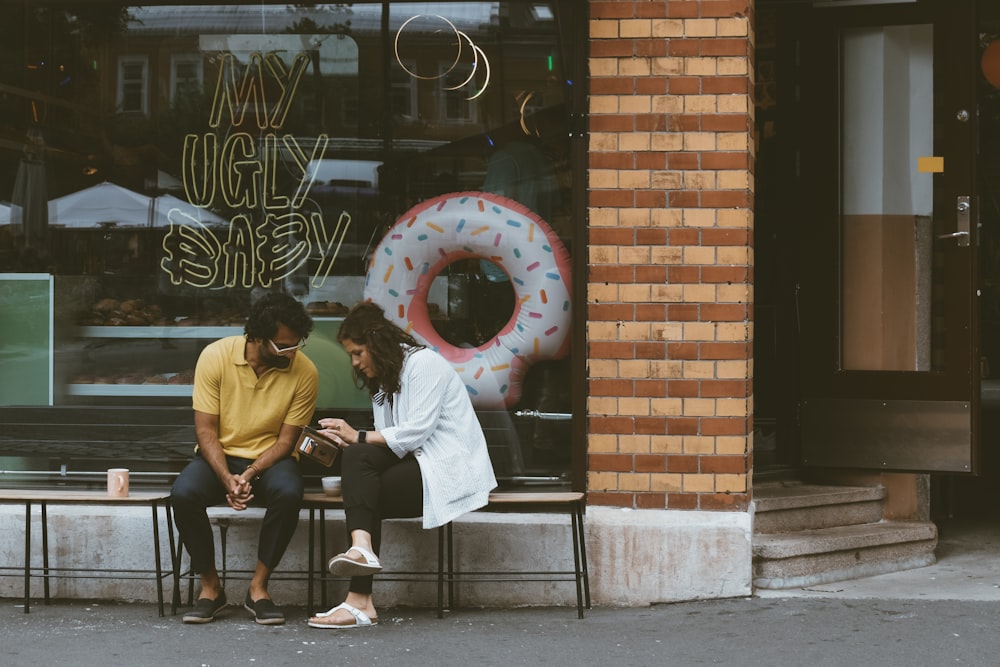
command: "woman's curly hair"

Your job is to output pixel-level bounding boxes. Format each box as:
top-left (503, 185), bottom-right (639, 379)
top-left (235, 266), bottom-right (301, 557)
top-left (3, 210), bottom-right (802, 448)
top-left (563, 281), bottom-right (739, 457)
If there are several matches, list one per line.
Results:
top-left (338, 301), bottom-right (424, 402)
top-left (244, 291), bottom-right (314, 342)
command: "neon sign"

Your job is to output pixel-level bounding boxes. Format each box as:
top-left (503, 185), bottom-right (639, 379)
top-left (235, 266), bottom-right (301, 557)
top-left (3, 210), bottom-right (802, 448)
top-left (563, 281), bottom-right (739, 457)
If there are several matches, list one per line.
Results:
top-left (161, 48), bottom-right (348, 290)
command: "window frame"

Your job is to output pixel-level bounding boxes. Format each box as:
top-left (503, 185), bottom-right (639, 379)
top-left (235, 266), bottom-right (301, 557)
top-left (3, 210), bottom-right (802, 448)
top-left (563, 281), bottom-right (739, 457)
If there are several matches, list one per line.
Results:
top-left (169, 54), bottom-right (204, 105)
top-left (117, 54), bottom-right (149, 114)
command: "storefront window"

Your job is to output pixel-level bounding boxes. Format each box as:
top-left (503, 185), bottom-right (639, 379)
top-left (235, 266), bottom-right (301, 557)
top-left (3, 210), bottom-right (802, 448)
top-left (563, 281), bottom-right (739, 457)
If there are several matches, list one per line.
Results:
top-left (0, 2), bottom-right (581, 482)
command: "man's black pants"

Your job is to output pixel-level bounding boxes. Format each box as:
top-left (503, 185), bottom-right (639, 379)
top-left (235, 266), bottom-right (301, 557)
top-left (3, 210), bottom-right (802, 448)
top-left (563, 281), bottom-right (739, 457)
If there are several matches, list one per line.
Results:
top-left (171, 453), bottom-right (303, 574)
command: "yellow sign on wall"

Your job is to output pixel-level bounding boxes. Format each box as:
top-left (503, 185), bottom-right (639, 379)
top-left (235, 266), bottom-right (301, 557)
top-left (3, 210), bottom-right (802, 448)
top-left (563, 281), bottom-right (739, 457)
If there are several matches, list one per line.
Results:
top-left (918, 156), bottom-right (944, 173)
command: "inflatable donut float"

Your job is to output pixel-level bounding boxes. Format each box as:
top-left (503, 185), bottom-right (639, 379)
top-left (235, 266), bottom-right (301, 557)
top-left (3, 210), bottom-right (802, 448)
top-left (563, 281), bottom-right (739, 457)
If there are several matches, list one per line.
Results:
top-left (364, 191), bottom-right (571, 408)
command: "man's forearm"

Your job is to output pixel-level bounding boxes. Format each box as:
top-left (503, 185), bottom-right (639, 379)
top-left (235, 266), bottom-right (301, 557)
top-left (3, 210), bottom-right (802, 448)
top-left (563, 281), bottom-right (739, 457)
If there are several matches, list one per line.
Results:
top-left (247, 424), bottom-right (303, 475)
top-left (194, 422), bottom-right (229, 480)
top-left (197, 437), bottom-right (231, 481)
top-left (247, 439), bottom-right (296, 474)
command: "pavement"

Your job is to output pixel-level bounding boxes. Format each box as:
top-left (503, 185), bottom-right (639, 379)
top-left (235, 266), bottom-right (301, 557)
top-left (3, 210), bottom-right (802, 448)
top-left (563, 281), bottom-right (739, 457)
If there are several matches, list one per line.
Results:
top-left (1, 517), bottom-right (998, 667)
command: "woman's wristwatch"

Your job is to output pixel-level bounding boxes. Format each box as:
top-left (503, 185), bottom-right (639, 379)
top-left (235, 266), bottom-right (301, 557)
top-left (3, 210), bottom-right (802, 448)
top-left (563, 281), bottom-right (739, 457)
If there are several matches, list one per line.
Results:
top-left (357, 430), bottom-right (367, 444)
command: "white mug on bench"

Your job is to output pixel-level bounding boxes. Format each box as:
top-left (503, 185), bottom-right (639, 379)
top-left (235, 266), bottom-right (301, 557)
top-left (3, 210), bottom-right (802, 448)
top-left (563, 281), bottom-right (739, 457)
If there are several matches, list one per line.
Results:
top-left (107, 468), bottom-right (129, 498)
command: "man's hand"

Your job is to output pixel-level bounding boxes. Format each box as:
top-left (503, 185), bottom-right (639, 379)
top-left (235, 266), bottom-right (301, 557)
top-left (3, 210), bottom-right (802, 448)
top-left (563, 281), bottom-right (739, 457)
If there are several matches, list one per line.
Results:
top-left (225, 472), bottom-right (254, 510)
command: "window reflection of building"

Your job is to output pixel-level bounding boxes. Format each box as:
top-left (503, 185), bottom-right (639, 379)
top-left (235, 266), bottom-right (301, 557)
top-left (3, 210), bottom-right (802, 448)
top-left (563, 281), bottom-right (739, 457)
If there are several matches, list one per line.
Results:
top-left (170, 55), bottom-right (204, 103)
top-left (390, 59), bottom-right (418, 122)
top-left (117, 56), bottom-right (149, 113)
top-left (441, 62), bottom-right (478, 122)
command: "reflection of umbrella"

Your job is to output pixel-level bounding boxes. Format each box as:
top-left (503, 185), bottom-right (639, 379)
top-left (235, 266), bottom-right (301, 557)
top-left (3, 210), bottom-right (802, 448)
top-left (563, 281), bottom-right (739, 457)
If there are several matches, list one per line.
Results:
top-left (152, 194), bottom-right (228, 227)
top-left (48, 182), bottom-right (152, 228)
top-left (10, 129), bottom-right (49, 247)
top-left (155, 169), bottom-right (183, 192)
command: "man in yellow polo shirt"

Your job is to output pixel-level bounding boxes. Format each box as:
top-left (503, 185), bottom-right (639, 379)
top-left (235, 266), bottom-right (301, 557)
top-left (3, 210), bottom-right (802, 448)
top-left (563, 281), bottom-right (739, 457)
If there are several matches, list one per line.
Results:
top-left (172, 292), bottom-right (319, 625)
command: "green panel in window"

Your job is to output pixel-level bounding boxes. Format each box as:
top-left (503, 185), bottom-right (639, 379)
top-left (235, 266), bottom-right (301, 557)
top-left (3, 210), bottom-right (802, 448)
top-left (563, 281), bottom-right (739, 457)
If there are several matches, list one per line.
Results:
top-left (0, 273), bottom-right (52, 405)
top-left (309, 318), bottom-right (369, 410)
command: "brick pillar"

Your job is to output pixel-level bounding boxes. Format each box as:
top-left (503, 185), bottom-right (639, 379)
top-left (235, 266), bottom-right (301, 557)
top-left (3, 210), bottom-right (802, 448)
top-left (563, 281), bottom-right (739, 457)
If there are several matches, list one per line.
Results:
top-left (587, 0), bottom-right (754, 511)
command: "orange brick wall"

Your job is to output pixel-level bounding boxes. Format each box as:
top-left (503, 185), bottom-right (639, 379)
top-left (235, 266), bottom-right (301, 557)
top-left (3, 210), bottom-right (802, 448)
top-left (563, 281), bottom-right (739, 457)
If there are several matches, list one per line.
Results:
top-left (586, 0), bottom-right (754, 511)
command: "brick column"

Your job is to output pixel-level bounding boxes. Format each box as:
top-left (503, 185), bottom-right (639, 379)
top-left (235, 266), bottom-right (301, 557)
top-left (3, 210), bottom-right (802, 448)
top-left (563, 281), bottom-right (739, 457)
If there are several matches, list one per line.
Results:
top-left (587, 0), bottom-right (754, 511)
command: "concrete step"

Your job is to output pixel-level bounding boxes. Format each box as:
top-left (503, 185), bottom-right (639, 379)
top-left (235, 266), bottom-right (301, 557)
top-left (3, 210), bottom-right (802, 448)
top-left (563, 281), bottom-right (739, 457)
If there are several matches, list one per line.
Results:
top-left (753, 482), bottom-right (886, 533)
top-left (752, 520), bottom-right (938, 589)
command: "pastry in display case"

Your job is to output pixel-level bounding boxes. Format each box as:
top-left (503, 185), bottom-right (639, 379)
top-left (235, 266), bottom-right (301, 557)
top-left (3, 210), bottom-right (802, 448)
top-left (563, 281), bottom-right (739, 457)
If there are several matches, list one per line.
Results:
top-left (305, 300), bottom-right (349, 317)
top-left (57, 277), bottom-right (249, 402)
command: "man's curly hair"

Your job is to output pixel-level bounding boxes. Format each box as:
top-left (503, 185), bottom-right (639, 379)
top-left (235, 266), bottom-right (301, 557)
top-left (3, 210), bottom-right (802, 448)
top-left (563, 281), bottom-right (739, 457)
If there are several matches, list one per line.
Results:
top-left (338, 301), bottom-right (424, 402)
top-left (244, 291), bottom-right (314, 342)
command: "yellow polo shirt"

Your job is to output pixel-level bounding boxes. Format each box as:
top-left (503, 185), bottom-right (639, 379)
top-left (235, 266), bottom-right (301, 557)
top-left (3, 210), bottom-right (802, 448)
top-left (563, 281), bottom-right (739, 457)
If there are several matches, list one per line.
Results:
top-left (192, 335), bottom-right (318, 460)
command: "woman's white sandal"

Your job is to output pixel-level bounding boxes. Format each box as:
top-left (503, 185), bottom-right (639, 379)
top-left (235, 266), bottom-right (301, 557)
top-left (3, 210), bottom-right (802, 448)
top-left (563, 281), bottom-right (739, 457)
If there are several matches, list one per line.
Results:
top-left (308, 602), bottom-right (378, 629)
top-left (327, 545), bottom-right (383, 577)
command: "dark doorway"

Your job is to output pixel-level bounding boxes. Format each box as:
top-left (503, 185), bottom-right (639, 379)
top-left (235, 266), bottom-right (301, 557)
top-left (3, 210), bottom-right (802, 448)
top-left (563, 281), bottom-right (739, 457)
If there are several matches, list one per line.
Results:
top-left (937, 0), bottom-right (1000, 520)
top-left (753, 0), bottom-right (989, 496)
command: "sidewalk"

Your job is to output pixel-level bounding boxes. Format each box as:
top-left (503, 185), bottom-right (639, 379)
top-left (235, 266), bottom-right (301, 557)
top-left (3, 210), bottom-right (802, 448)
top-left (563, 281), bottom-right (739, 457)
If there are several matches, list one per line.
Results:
top-left (1, 518), bottom-right (997, 667)
top-left (2, 597), bottom-right (997, 667)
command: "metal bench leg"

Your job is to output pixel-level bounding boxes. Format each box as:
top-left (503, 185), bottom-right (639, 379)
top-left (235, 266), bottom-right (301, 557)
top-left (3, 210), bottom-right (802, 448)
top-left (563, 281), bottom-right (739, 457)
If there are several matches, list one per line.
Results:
top-left (447, 522), bottom-right (454, 610)
top-left (186, 548), bottom-right (195, 606)
top-left (570, 503), bottom-right (584, 618)
top-left (436, 524), bottom-right (445, 619)
top-left (319, 510), bottom-right (328, 609)
top-left (307, 508), bottom-right (315, 616)
top-left (150, 501), bottom-right (165, 616)
top-left (41, 502), bottom-right (49, 605)
top-left (23, 501), bottom-right (30, 614)
top-left (218, 520), bottom-right (229, 589)
top-left (576, 501), bottom-right (591, 609)
top-left (167, 503), bottom-right (182, 615)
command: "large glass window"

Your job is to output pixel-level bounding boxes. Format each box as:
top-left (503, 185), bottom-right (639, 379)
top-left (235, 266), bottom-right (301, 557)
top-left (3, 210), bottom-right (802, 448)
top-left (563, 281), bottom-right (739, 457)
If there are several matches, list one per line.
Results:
top-left (0, 2), bottom-right (581, 482)
top-left (840, 25), bottom-right (936, 372)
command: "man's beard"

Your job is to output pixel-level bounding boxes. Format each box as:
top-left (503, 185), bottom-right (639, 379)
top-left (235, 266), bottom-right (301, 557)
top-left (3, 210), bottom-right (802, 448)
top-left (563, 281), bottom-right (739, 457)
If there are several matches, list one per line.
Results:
top-left (264, 349), bottom-right (292, 369)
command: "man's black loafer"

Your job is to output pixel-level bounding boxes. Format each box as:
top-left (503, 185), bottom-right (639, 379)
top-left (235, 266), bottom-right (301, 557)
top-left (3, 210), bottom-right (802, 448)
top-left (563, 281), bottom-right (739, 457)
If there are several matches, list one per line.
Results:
top-left (182, 591), bottom-right (228, 624)
top-left (244, 593), bottom-right (286, 625)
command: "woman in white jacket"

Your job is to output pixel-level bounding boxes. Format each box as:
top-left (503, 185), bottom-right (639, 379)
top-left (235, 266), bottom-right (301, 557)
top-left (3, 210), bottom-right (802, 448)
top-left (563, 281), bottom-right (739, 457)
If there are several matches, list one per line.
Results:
top-left (307, 301), bottom-right (497, 629)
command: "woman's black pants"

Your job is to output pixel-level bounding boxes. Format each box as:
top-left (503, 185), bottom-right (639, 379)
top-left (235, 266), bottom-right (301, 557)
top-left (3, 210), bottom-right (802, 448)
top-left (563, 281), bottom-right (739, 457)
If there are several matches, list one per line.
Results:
top-left (340, 443), bottom-right (423, 595)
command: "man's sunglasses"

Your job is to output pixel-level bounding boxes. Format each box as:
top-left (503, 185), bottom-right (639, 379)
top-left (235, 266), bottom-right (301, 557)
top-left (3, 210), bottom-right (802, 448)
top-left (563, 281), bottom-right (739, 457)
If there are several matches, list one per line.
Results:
top-left (269, 338), bottom-right (307, 354)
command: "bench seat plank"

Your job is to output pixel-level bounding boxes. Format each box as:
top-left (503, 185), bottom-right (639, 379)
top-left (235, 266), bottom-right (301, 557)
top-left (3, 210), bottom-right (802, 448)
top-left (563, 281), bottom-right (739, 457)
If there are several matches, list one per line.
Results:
top-left (0, 490), bottom-right (170, 503)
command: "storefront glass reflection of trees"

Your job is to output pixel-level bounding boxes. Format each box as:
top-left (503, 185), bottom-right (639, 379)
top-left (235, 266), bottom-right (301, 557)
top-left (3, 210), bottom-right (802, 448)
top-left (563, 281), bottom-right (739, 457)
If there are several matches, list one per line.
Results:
top-left (0, 2), bottom-right (579, 479)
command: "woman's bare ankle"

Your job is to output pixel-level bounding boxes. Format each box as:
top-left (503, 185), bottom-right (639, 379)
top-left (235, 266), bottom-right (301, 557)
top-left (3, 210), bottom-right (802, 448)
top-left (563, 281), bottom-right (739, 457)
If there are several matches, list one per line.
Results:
top-left (344, 592), bottom-right (376, 615)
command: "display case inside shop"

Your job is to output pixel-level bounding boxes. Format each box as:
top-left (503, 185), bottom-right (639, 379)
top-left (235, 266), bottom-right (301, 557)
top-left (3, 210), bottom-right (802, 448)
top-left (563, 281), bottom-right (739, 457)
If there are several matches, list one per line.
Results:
top-left (51, 270), bottom-right (377, 408)
top-left (54, 270), bottom-right (248, 404)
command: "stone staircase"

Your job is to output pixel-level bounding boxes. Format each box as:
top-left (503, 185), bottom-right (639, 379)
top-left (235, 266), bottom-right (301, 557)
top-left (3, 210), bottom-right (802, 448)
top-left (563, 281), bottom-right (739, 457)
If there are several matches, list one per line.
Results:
top-left (752, 480), bottom-right (938, 589)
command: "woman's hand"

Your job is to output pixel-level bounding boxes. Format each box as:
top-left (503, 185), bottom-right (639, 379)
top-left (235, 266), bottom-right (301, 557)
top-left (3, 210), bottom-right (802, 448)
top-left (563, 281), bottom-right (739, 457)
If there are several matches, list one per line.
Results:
top-left (318, 417), bottom-right (357, 447)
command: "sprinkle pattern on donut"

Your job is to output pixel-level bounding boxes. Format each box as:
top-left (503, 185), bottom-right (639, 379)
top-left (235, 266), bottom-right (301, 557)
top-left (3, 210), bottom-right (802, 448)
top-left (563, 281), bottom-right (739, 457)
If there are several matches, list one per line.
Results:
top-left (364, 191), bottom-right (572, 408)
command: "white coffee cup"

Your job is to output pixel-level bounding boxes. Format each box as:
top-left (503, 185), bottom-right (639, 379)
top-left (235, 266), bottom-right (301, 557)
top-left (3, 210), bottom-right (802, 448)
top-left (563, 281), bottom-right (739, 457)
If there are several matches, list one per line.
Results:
top-left (107, 468), bottom-right (129, 498)
top-left (321, 476), bottom-right (342, 497)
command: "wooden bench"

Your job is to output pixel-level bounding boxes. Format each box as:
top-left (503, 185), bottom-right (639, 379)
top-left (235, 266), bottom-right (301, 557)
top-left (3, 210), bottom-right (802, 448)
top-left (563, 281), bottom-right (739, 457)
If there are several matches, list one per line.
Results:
top-left (0, 406), bottom-right (589, 616)
top-left (305, 490), bottom-right (591, 618)
top-left (0, 489), bottom-right (176, 616)
top-left (0, 405), bottom-right (337, 617)
top-left (446, 492), bottom-right (591, 618)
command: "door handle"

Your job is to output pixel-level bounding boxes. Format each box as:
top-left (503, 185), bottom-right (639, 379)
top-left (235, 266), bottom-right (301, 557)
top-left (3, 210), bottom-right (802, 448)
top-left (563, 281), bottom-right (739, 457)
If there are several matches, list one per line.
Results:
top-left (935, 196), bottom-right (972, 247)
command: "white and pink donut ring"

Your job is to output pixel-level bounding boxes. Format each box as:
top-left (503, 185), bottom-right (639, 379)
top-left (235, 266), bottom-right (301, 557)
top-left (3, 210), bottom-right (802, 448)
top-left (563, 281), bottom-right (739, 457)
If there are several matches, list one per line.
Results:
top-left (364, 191), bottom-right (572, 408)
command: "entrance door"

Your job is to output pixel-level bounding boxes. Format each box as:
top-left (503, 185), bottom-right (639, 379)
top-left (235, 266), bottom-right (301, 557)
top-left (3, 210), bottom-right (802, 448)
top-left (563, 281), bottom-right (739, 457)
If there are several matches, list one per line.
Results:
top-left (797, 0), bottom-right (980, 473)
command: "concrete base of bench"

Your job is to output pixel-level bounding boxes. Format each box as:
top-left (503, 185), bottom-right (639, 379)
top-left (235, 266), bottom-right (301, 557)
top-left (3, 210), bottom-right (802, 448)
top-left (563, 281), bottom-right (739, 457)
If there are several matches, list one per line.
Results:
top-left (0, 505), bottom-right (753, 608)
